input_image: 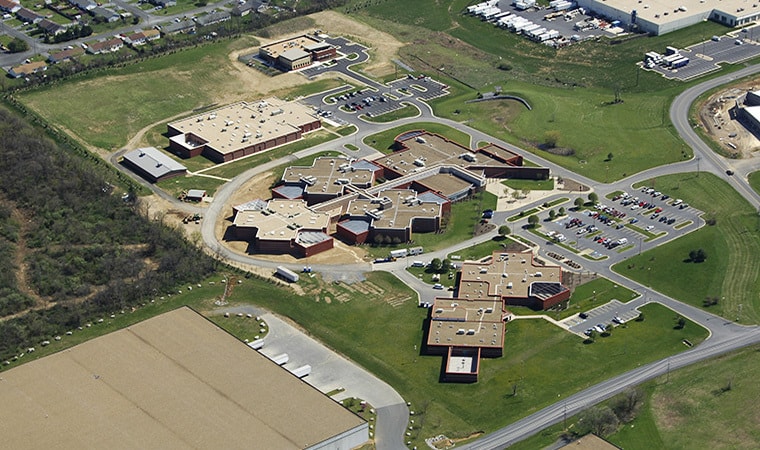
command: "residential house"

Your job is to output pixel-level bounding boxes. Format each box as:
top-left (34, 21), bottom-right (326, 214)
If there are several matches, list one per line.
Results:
top-left (0, 0), bottom-right (21, 14)
top-left (91, 6), bottom-right (119, 23)
top-left (47, 47), bottom-right (84, 64)
top-left (195, 11), bottom-right (230, 27)
top-left (16, 7), bottom-right (43, 24)
top-left (122, 29), bottom-right (160, 46)
top-left (85, 37), bottom-right (123, 54)
top-left (160, 19), bottom-right (194, 34)
top-left (231, 0), bottom-right (263, 16)
top-left (8, 61), bottom-right (47, 78)
top-left (69, 0), bottom-right (96, 11)
top-left (38, 18), bottom-right (68, 36)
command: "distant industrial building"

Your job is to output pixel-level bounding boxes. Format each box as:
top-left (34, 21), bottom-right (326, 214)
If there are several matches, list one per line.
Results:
top-left (0, 307), bottom-right (369, 449)
top-left (121, 147), bottom-right (187, 183)
top-left (576, 0), bottom-right (760, 35)
top-left (232, 198), bottom-right (334, 257)
top-left (259, 34), bottom-right (337, 71)
top-left (166, 98), bottom-right (321, 163)
top-left (274, 156), bottom-right (378, 205)
top-left (734, 90), bottom-right (760, 138)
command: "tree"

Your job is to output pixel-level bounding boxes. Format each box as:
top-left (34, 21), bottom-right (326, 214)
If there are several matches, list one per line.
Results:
top-left (527, 214), bottom-right (539, 228)
top-left (521, 189), bottom-right (530, 199)
top-left (7, 38), bottom-right (28, 53)
top-left (606, 152), bottom-right (614, 161)
top-left (578, 405), bottom-right (620, 437)
top-left (689, 248), bottom-right (707, 263)
top-left (441, 259), bottom-right (451, 273)
top-left (574, 197), bottom-right (584, 209)
top-left (588, 192), bottom-right (599, 204)
top-left (544, 130), bottom-right (561, 148)
top-left (498, 225), bottom-right (511, 236)
top-left (610, 388), bottom-right (644, 423)
top-left (675, 316), bottom-right (686, 329)
top-left (558, 207), bottom-right (566, 216)
top-left (548, 209), bottom-right (556, 220)
top-left (430, 258), bottom-right (442, 272)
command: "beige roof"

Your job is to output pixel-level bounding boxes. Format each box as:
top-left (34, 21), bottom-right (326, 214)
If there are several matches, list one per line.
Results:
top-left (416, 172), bottom-right (473, 198)
top-left (282, 156), bottom-right (374, 195)
top-left (168, 99), bottom-right (318, 156)
top-left (428, 298), bottom-right (505, 349)
top-left (234, 198), bottom-right (330, 241)
top-left (346, 189), bottom-right (440, 230)
top-left (458, 251), bottom-right (562, 299)
top-left (0, 307), bottom-right (366, 449)
top-left (559, 433), bottom-right (621, 450)
top-left (584, 0), bottom-right (759, 26)
top-left (259, 34), bottom-right (325, 59)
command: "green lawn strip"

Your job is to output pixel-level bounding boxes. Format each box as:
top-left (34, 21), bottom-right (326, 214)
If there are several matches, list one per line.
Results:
top-left (361, 191), bottom-right (497, 258)
top-left (273, 78), bottom-right (345, 101)
top-left (208, 313), bottom-right (269, 342)
top-left (16, 37), bottom-right (258, 151)
top-left (625, 223), bottom-right (662, 241)
top-left (344, 143), bottom-right (359, 151)
top-left (617, 244), bottom-right (635, 253)
top-left (447, 235), bottom-right (516, 261)
top-left (406, 266), bottom-right (457, 289)
top-left (547, 197), bottom-right (568, 207)
top-left (362, 103), bottom-right (419, 122)
top-left (582, 253), bottom-right (608, 261)
top-left (363, 121), bottom-right (470, 153)
top-left (606, 190), bottom-right (624, 200)
top-left (502, 177), bottom-right (555, 191)
top-left (507, 208), bottom-right (539, 222)
top-left (749, 170), bottom-right (760, 196)
top-left (227, 274), bottom-right (707, 448)
top-left (200, 132), bottom-right (339, 179)
top-left (156, 175), bottom-right (226, 199)
top-left (614, 172), bottom-right (760, 324)
top-left (529, 228), bottom-right (580, 254)
top-left (674, 220), bottom-right (692, 230)
top-left (335, 125), bottom-right (357, 136)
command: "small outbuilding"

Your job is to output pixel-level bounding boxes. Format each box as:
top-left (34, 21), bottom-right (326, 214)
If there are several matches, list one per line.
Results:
top-left (121, 147), bottom-right (187, 183)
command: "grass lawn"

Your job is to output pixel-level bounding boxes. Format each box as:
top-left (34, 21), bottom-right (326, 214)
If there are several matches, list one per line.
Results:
top-left (156, 174), bottom-right (226, 199)
top-left (363, 103), bottom-right (419, 122)
top-left (16, 36), bottom-right (260, 151)
top-left (226, 275), bottom-right (708, 448)
top-left (272, 77), bottom-right (346, 100)
top-left (363, 121), bottom-right (471, 152)
top-left (749, 170), bottom-right (760, 196)
top-left (502, 177), bottom-right (555, 191)
top-left (447, 235), bottom-right (524, 261)
top-left (613, 173), bottom-right (760, 324)
top-left (200, 131), bottom-right (339, 179)
top-left (510, 277), bottom-right (639, 321)
top-left (334, 124), bottom-right (357, 136)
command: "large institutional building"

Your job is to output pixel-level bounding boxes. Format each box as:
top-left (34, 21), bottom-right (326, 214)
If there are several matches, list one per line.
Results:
top-left (426, 250), bottom-right (569, 382)
top-left (0, 307), bottom-right (369, 449)
top-left (228, 130), bottom-right (550, 257)
top-left (166, 99), bottom-right (321, 163)
top-left (577, 0), bottom-right (760, 35)
top-left (258, 34), bottom-right (337, 71)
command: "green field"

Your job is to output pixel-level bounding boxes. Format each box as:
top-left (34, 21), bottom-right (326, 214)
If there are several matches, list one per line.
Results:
top-left (16, 36), bottom-right (260, 151)
top-left (511, 344), bottom-right (760, 449)
top-left (749, 170), bottom-right (760, 196)
top-left (363, 121), bottom-right (471, 152)
top-left (614, 173), bottom-right (760, 324)
top-left (157, 174), bottom-right (227, 199)
top-left (502, 177), bottom-right (555, 191)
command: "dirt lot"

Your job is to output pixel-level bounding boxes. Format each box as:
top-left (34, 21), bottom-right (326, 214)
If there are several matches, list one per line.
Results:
top-left (697, 78), bottom-right (760, 157)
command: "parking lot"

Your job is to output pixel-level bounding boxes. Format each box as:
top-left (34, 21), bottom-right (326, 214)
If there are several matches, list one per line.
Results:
top-left (538, 186), bottom-right (702, 259)
top-left (563, 299), bottom-right (643, 335)
top-left (645, 25), bottom-right (760, 80)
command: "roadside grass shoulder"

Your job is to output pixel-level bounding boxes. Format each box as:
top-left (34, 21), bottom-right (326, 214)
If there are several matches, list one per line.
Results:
top-left (157, 175), bottom-right (226, 199)
top-left (749, 170), bottom-right (760, 196)
top-left (613, 173), bottom-right (760, 324)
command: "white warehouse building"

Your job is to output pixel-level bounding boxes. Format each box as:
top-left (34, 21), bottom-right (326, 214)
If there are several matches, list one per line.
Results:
top-left (575, 0), bottom-right (760, 35)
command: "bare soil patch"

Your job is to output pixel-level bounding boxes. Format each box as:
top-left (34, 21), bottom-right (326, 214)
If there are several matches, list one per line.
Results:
top-left (697, 78), bottom-right (760, 158)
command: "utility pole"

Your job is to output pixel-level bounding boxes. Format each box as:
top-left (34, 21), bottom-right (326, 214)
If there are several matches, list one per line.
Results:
top-left (666, 357), bottom-right (670, 383)
top-left (696, 156), bottom-right (701, 177)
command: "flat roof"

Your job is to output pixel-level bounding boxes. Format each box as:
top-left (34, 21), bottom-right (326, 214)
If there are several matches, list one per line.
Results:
top-left (122, 147), bottom-right (186, 179)
top-left (416, 172), bottom-right (473, 198)
top-left (234, 198), bottom-right (330, 241)
top-left (428, 298), bottom-right (505, 349)
top-left (259, 34), bottom-right (325, 59)
top-left (280, 48), bottom-right (310, 62)
top-left (0, 307), bottom-right (366, 449)
top-left (168, 99), bottom-right (318, 157)
top-left (282, 157), bottom-right (374, 196)
top-left (582, 0), bottom-right (760, 25)
top-left (457, 251), bottom-right (563, 300)
top-left (346, 189), bottom-right (440, 230)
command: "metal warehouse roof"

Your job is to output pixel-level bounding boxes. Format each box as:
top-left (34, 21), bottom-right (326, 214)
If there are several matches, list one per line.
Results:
top-left (122, 147), bottom-right (186, 179)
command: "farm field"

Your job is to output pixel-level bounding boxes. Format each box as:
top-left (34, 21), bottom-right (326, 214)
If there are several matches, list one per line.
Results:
top-left (614, 173), bottom-right (760, 324)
